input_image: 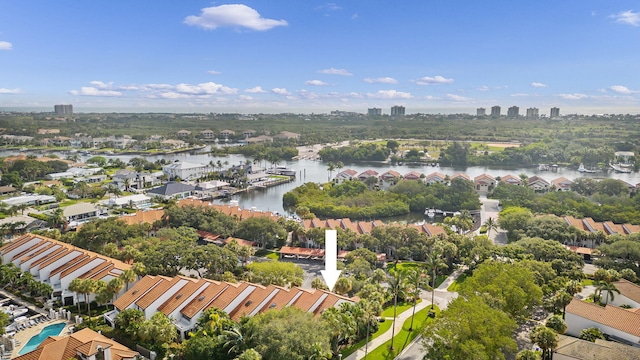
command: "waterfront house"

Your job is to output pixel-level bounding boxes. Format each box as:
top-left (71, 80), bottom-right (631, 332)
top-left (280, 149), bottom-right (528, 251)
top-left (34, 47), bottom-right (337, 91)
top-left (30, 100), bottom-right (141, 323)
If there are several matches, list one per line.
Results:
top-left (357, 169), bottom-right (379, 181)
top-left (379, 170), bottom-right (401, 189)
top-left (162, 161), bottom-right (212, 181)
top-left (200, 129), bottom-right (215, 139)
top-left (219, 129), bottom-right (235, 138)
top-left (146, 182), bottom-right (196, 200)
top-left (63, 203), bottom-right (107, 228)
top-left (424, 172), bottom-right (447, 185)
top-left (403, 171), bottom-right (422, 180)
top-left (100, 194), bottom-right (152, 209)
top-left (474, 174), bottom-right (496, 193)
top-left (551, 177), bottom-right (573, 191)
top-left (527, 176), bottom-right (550, 192)
top-left (334, 169), bottom-right (358, 184)
top-left (177, 129), bottom-right (192, 137)
top-left (450, 173), bottom-right (470, 182)
top-left (500, 174), bottom-right (522, 186)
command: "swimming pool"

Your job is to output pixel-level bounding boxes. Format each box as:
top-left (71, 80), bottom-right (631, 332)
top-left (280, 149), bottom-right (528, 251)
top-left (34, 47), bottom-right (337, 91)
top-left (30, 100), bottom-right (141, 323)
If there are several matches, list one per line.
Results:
top-left (18, 322), bottom-right (67, 355)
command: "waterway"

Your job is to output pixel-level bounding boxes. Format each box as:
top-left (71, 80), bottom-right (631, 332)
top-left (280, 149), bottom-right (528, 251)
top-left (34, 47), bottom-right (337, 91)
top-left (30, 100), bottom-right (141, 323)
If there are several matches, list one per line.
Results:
top-left (3, 146), bottom-right (639, 219)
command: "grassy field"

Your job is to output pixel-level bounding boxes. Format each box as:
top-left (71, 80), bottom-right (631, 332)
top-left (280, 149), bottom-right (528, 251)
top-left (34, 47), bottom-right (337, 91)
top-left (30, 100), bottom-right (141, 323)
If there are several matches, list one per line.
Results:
top-left (340, 319), bottom-right (393, 358)
top-left (381, 301), bottom-right (420, 318)
top-left (366, 306), bottom-right (441, 360)
top-left (254, 249), bottom-right (279, 260)
top-left (446, 273), bottom-right (468, 292)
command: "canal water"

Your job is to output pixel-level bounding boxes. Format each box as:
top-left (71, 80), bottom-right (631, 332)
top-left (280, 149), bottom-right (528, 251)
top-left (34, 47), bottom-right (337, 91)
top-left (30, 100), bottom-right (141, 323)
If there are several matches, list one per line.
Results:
top-left (3, 146), bottom-right (639, 219)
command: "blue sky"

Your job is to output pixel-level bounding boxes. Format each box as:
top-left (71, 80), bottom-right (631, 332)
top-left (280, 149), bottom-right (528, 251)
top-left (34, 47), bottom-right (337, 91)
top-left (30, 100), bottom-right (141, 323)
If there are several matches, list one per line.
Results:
top-left (1, 1), bottom-right (639, 114)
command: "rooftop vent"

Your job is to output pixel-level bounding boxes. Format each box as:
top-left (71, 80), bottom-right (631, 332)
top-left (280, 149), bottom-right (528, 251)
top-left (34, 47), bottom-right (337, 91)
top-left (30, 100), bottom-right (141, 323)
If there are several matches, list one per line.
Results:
top-left (176, 294), bottom-right (182, 299)
top-left (269, 303), bottom-right (277, 309)
top-left (132, 290), bottom-right (139, 295)
top-left (198, 295), bottom-right (205, 301)
top-left (245, 300), bottom-right (253, 307)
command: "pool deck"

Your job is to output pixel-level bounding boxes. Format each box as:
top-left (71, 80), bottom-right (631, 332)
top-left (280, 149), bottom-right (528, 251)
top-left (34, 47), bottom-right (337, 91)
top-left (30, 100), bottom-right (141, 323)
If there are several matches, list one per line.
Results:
top-left (11, 319), bottom-right (72, 357)
top-left (0, 289), bottom-right (73, 358)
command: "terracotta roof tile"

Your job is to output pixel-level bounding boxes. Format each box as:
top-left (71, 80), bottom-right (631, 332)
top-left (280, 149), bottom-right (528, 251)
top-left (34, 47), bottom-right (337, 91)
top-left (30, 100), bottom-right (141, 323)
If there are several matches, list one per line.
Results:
top-left (613, 279), bottom-right (640, 304)
top-left (180, 281), bottom-right (228, 319)
top-left (136, 276), bottom-right (183, 310)
top-left (158, 278), bottom-right (205, 315)
top-left (566, 299), bottom-right (640, 337)
top-left (113, 275), bottom-right (163, 310)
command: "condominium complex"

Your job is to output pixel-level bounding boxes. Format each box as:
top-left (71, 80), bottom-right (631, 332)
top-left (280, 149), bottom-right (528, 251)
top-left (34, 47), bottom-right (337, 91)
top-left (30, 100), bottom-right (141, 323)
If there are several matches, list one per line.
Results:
top-left (476, 107), bottom-right (486, 116)
top-left (367, 108), bottom-right (382, 116)
top-left (390, 105), bottom-right (405, 116)
top-left (491, 105), bottom-right (501, 117)
top-left (526, 107), bottom-right (539, 117)
top-left (550, 107), bottom-right (560, 117)
top-left (507, 106), bottom-right (520, 117)
top-left (54, 104), bottom-right (73, 115)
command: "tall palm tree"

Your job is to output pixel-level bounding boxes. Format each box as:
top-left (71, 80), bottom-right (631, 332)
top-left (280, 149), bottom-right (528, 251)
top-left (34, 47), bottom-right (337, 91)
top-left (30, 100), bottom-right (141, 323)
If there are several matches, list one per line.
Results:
top-left (530, 325), bottom-right (558, 360)
top-left (326, 162), bottom-right (336, 181)
top-left (68, 278), bottom-right (84, 314)
top-left (483, 217), bottom-right (498, 238)
top-left (387, 269), bottom-right (406, 351)
top-left (119, 269), bottom-right (136, 291)
top-left (424, 252), bottom-right (447, 310)
top-left (596, 281), bottom-right (620, 306)
top-left (405, 268), bottom-right (428, 331)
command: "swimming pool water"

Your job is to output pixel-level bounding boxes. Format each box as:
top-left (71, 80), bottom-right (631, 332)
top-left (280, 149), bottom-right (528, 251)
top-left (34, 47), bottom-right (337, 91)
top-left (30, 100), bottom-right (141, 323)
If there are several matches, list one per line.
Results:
top-left (18, 322), bottom-right (67, 355)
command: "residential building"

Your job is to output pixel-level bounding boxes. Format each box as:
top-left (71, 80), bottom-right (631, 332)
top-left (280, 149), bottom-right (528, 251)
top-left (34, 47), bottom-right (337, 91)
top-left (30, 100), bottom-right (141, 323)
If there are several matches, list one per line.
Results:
top-left (600, 279), bottom-right (640, 308)
top-left (219, 129), bottom-right (235, 138)
top-left (450, 173), bottom-right (470, 182)
top-left (0, 194), bottom-right (56, 207)
top-left (177, 129), bottom-right (192, 137)
top-left (100, 194), bottom-right (152, 209)
top-left (0, 215), bottom-right (47, 233)
top-left (357, 169), bottom-right (379, 181)
top-left (273, 131), bottom-right (301, 140)
top-left (160, 139), bottom-right (188, 149)
top-left (368, 108), bottom-right (382, 116)
top-left (507, 106), bottom-right (519, 117)
top-left (200, 129), bottom-right (215, 139)
top-left (527, 176), bottom-right (550, 192)
top-left (550, 107), bottom-right (560, 118)
top-left (491, 105), bottom-right (501, 117)
top-left (476, 107), bottom-right (486, 116)
top-left (333, 169), bottom-right (358, 184)
top-left (119, 209), bottom-right (165, 227)
top-left (0, 234), bottom-right (132, 307)
top-left (390, 105), bottom-right (405, 116)
top-left (105, 275), bottom-right (355, 340)
top-left (162, 161), bottom-right (212, 181)
top-left (63, 203), bottom-right (108, 227)
top-left (554, 334), bottom-right (640, 360)
top-left (242, 129), bottom-right (257, 138)
top-left (474, 174), bottom-right (496, 192)
top-left (146, 182), bottom-right (196, 200)
top-left (177, 199), bottom-right (280, 222)
top-left (14, 328), bottom-right (139, 360)
top-left (54, 104), bottom-right (73, 115)
top-left (565, 299), bottom-right (640, 346)
top-left (526, 107), bottom-right (539, 118)
top-left (551, 177), bottom-right (573, 191)
top-left (424, 172), bottom-right (447, 185)
top-left (500, 174), bottom-right (523, 186)
top-left (379, 170), bottom-right (401, 182)
top-left (403, 171), bottom-right (422, 180)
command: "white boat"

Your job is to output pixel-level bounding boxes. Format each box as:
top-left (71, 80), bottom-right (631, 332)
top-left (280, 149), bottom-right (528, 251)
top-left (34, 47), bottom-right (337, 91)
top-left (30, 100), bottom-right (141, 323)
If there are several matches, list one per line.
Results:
top-left (578, 164), bottom-right (597, 173)
top-left (425, 208), bottom-right (435, 218)
top-left (610, 163), bottom-right (632, 173)
top-left (268, 166), bottom-right (296, 176)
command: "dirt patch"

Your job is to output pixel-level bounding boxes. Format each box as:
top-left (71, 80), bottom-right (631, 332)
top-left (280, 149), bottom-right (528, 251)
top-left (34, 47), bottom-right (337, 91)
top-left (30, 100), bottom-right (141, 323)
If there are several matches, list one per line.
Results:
top-left (487, 143), bottom-right (521, 148)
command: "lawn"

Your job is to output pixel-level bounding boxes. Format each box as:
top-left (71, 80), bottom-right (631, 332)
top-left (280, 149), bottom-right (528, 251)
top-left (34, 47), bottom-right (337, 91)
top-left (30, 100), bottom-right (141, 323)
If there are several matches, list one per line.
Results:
top-left (582, 278), bottom-right (594, 286)
top-left (366, 306), bottom-right (441, 360)
top-left (254, 249), bottom-right (279, 260)
top-left (446, 273), bottom-right (468, 292)
top-left (340, 319), bottom-right (393, 358)
top-left (381, 301), bottom-right (420, 318)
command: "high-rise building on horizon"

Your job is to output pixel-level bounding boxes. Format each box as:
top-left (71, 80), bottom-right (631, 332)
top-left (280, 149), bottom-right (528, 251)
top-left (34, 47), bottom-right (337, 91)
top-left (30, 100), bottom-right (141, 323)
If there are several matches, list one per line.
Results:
top-left (477, 108), bottom-right (486, 116)
top-left (368, 108), bottom-right (382, 116)
top-left (491, 106), bottom-right (501, 117)
top-left (390, 105), bottom-right (405, 116)
top-left (526, 107), bottom-right (539, 118)
top-left (54, 104), bottom-right (73, 115)
top-left (550, 107), bottom-right (560, 118)
top-left (507, 106), bottom-right (520, 117)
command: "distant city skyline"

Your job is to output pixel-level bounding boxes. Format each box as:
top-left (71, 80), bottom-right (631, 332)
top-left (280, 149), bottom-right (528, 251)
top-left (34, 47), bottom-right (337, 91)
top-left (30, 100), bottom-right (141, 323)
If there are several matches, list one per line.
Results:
top-left (1, 2), bottom-right (639, 114)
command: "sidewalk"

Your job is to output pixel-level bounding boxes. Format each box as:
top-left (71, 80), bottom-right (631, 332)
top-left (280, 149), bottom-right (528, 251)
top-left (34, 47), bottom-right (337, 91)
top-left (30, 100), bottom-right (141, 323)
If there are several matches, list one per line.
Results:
top-left (344, 269), bottom-right (464, 360)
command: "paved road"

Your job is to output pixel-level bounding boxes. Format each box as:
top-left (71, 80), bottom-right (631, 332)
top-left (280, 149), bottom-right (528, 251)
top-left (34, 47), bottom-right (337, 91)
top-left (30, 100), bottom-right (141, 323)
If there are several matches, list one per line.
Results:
top-left (478, 196), bottom-right (508, 245)
top-left (280, 258), bottom-right (324, 289)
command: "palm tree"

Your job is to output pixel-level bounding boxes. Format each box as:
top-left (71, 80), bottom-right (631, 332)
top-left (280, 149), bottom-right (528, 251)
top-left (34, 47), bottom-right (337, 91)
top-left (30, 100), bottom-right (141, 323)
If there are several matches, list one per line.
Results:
top-left (68, 278), bottom-right (84, 314)
top-left (326, 162), bottom-right (336, 181)
top-left (223, 325), bottom-right (245, 357)
top-left (552, 290), bottom-right (573, 319)
top-left (119, 269), bottom-right (136, 291)
top-left (387, 269), bottom-right (406, 351)
top-left (565, 279), bottom-right (583, 296)
top-left (596, 281), bottom-right (620, 306)
top-left (483, 217), bottom-right (498, 238)
top-left (530, 325), bottom-right (558, 360)
top-left (405, 268), bottom-right (428, 331)
top-left (424, 252), bottom-right (447, 310)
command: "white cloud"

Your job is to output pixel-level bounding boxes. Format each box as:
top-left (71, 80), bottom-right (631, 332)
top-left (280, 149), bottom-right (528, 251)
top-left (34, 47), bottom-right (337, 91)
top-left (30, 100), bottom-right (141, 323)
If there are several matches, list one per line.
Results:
top-left (245, 86), bottom-right (267, 93)
top-left (610, 10), bottom-right (640, 27)
top-left (69, 87), bottom-right (122, 97)
top-left (363, 77), bottom-right (398, 84)
top-left (366, 90), bottom-right (412, 99)
top-left (0, 88), bottom-right (21, 94)
top-left (510, 93), bottom-right (529, 97)
top-left (414, 75), bottom-right (454, 85)
top-left (318, 68), bottom-right (353, 76)
top-left (207, 70), bottom-right (221, 75)
top-left (89, 80), bottom-right (113, 89)
top-left (184, 4), bottom-right (287, 31)
top-left (175, 82), bottom-right (237, 95)
top-left (272, 88), bottom-right (290, 95)
top-left (558, 93), bottom-right (589, 100)
top-left (446, 94), bottom-right (471, 101)
top-left (477, 85), bottom-right (490, 91)
top-left (305, 80), bottom-right (329, 86)
top-left (610, 85), bottom-right (635, 94)
top-left (158, 92), bottom-right (190, 99)
top-left (0, 41), bottom-right (12, 50)
top-left (316, 3), bottom-right (342, 11)
top-left (238, 95), bottom-right (253, 101)
top-left (531, 82), bottom-right (547, 88)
